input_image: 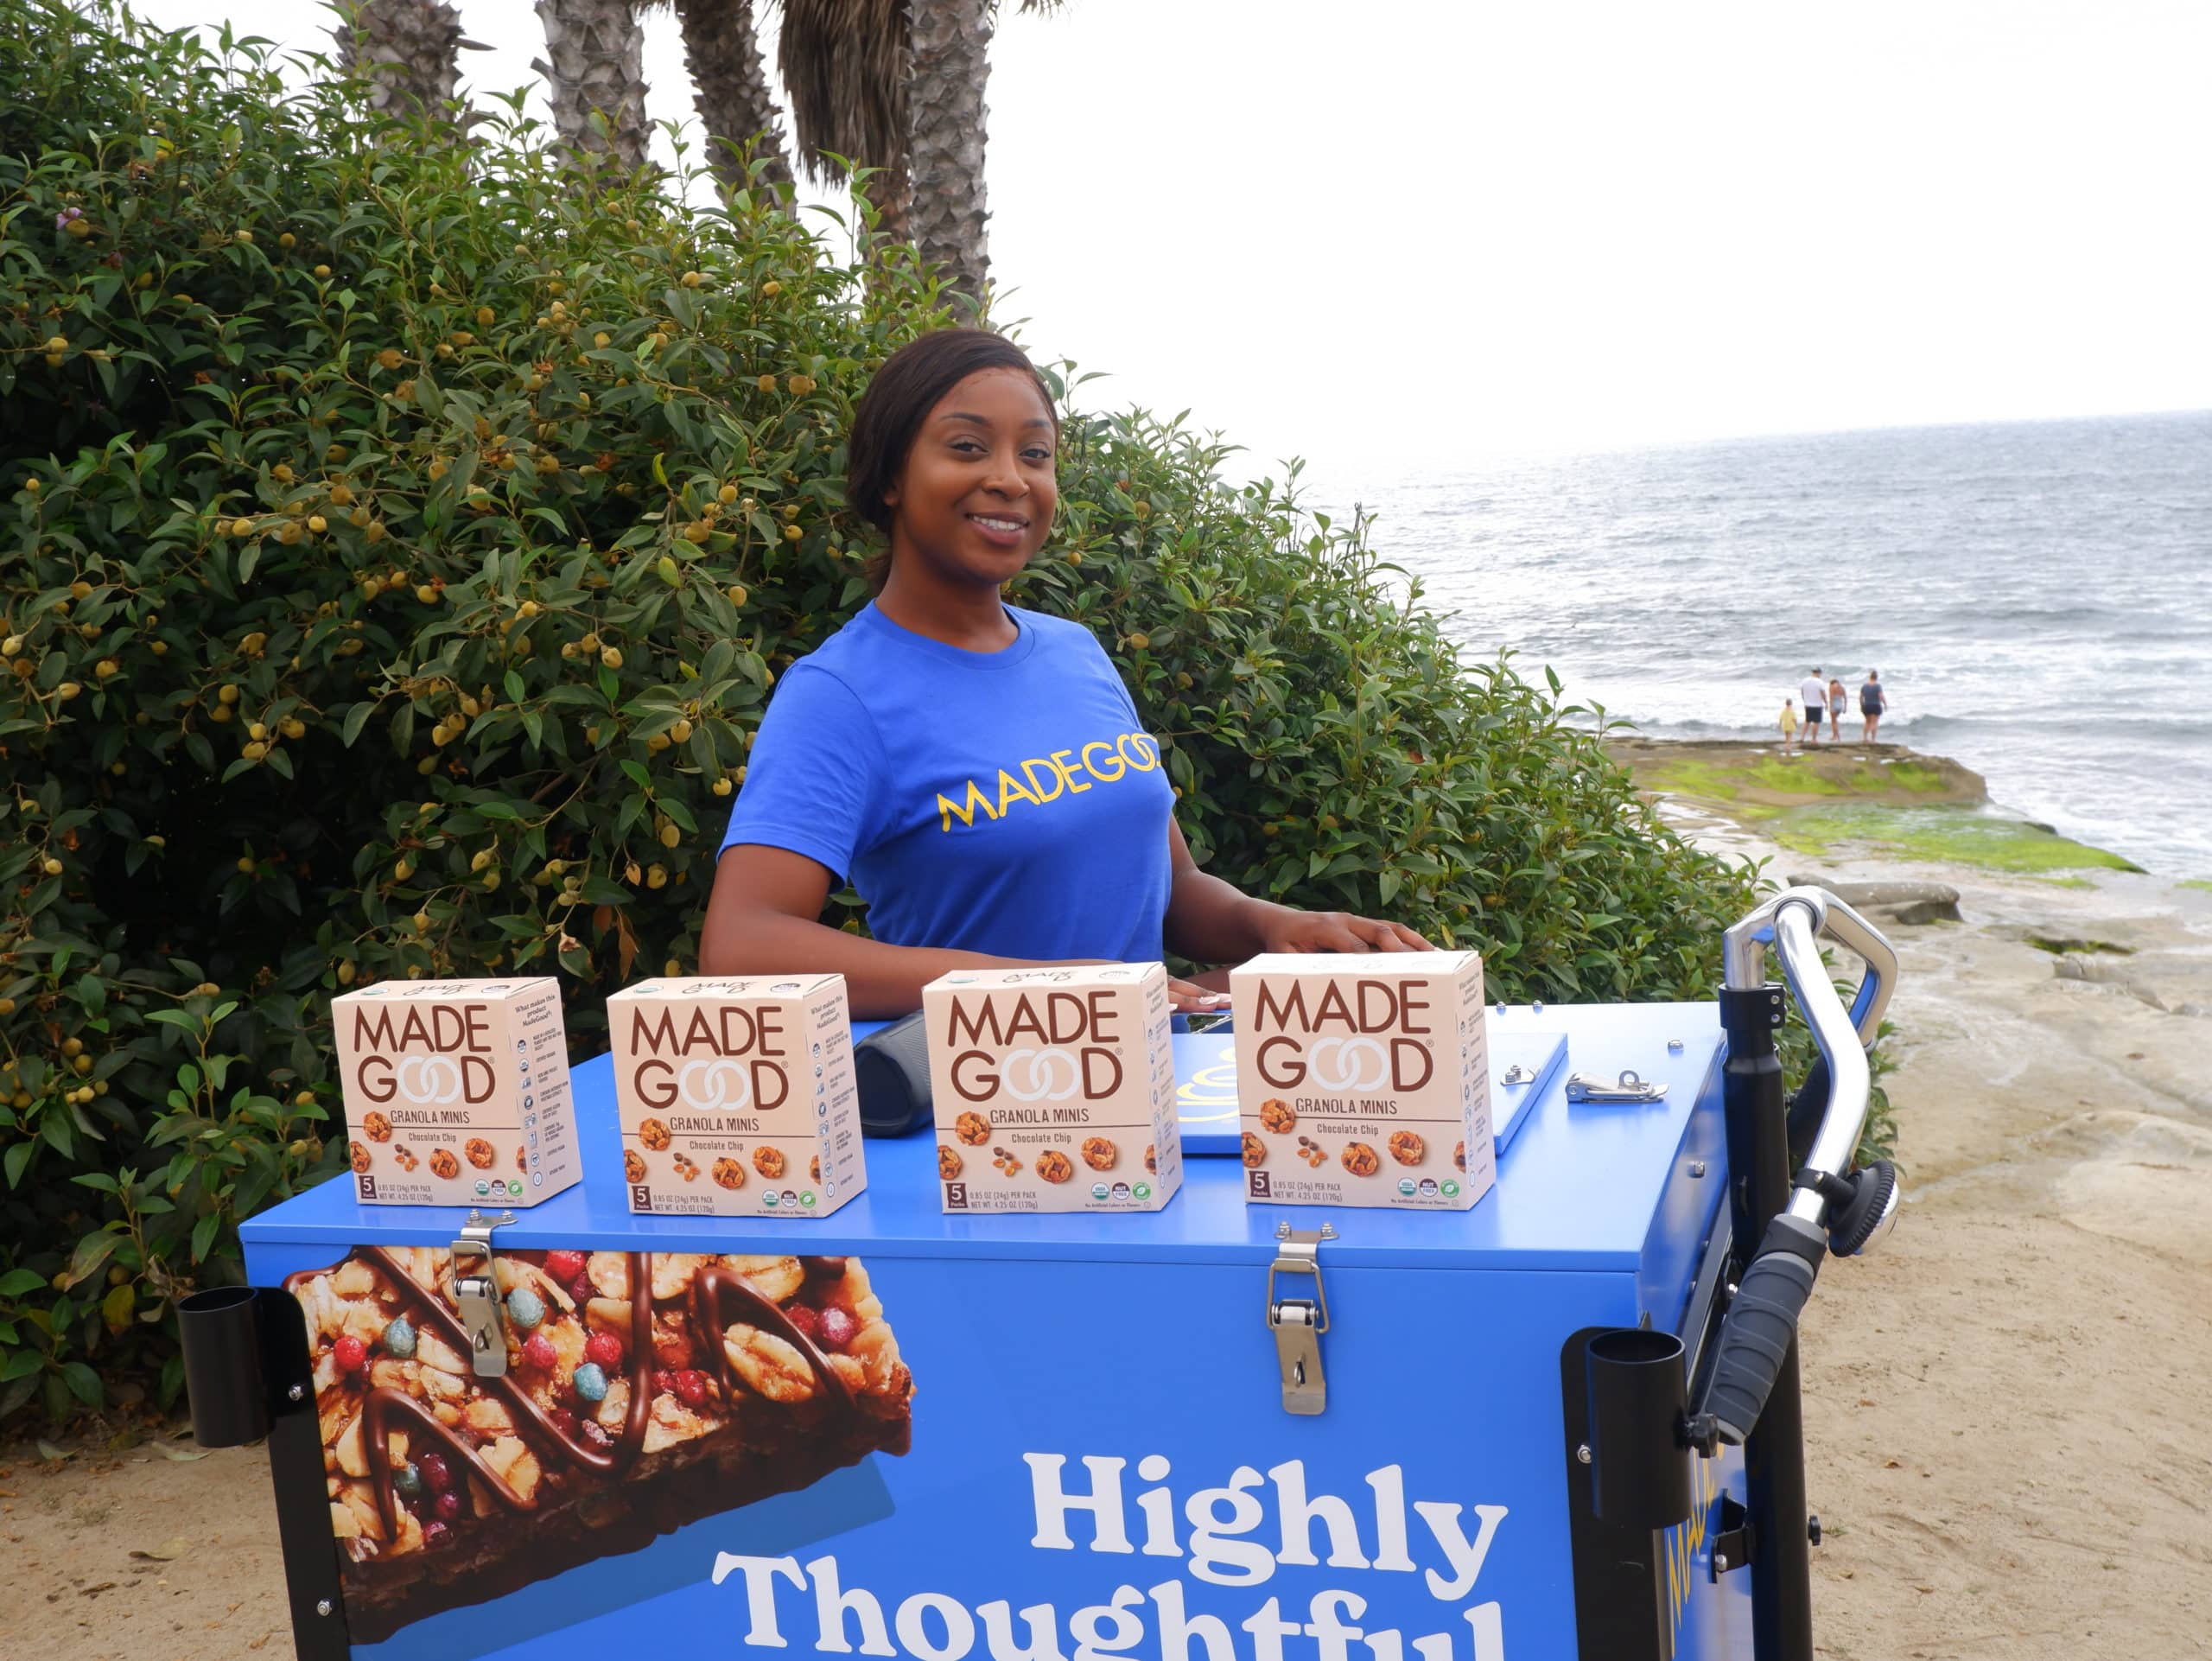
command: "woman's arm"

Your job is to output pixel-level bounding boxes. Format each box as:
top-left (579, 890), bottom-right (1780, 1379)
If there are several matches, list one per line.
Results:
top-left (700, 845), bottom-right (1024, 1018)
top-left (702, 843), bottom-right (1234, 1018)
top-left (1161, 821), bottom-right (1429, 963)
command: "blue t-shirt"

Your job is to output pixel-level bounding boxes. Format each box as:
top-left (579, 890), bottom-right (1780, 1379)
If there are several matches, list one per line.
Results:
top-left (720, 603), bottom-right (1174, 963)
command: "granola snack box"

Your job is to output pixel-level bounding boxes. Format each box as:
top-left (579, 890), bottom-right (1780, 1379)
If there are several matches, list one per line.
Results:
top-left (1230, 951), bottom-right (1495, 1211)
top-left (608, 974), bottom-right (864, 1218)
top-left (922, 963), bottom-right (1182, 1213)
top-left (333, 978), bottom-right (579, 1207)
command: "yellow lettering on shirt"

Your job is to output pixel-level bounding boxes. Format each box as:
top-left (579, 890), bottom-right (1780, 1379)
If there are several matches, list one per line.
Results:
top-left (936, 776), bottom-right (1001, 833)
top-left (1081, 740), bottom-right (1126, 784)
top-left (1021, 758), bottom-right (1067, 803)
top-left (938, 733), bottom-right (1156, 833)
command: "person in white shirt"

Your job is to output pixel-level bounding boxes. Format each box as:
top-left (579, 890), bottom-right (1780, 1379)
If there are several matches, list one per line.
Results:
top-left (1798, 669), bottom-right (1831, 744)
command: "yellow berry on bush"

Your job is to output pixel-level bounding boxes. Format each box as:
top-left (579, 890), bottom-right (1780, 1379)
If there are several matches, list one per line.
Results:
top-left (55, 680), bottom-right (82, 700)
top-left (475, 305), bottom-right (494, 327)
top-left (669, 717), bottom-right (694, 744)
top-left (307, 514), bottom-right (327, 533)
top-left (236, 856), bottom-right (256, 873)
top-left (247, 721), bottom-right (268, 740)
top-left (680, 271), bottom-right (702, 289)
top-left (281, 717), bottom-right (306, 739)
top-left (782, 524), bottom-right (802, 542)
top-left (314, 264), bottom-right (332, 279)
top-left (95, 659), bottom-right (118, 678)
top-left (645, 863), bottom-right (669, 888)
top-left (712, 775), bottom-right (733, 797)
top-left (279, 232), bottom-right (296, 249)
top-left (241, 741), bottom-right (267, 760)
top-left (42, 856), bottom-right (63, 875)
top-left (600, 646), bottom-right (623, 669)
top-left (756, 374), bottom-right (776, 392)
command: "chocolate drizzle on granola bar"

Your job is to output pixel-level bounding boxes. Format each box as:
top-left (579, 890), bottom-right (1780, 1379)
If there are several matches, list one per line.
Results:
top-left (311, 1248), bottom-right (874, 1543)
top-left (691, 1263), bottom-right (856, 1411)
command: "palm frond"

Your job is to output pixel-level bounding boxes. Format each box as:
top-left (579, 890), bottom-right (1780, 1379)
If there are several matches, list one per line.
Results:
top-left (778, 0), bottom-right (907, 183)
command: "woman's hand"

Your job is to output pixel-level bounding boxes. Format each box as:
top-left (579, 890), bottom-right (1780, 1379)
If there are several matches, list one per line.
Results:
top-left (1167, 977), bottom-right (1232, 1014)
top-left (1259, 910), bottom-right (1431, 954)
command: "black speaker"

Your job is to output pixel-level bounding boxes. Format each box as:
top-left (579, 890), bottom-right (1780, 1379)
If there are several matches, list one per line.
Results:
top-left (853, 1010), bottom-right (932, 1136)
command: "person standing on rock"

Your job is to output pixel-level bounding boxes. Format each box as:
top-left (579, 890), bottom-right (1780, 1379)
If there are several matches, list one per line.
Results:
top-left (1859, 670), bottom-right (1889, 742)
top-left (1799, 668), bottom-right (1831, 743)
top-left (1827, 675), bottom-right (1847, 741)
top-left (1779, 696), bottom-right (1802, 755)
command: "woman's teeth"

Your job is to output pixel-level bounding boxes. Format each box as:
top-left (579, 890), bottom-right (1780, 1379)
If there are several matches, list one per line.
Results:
top-left (969, 514), bottom-right (1025, 533)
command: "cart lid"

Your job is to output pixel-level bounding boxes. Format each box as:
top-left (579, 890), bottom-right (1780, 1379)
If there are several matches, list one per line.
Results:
top-left (243, 1001), bottom-right (1723, 1282)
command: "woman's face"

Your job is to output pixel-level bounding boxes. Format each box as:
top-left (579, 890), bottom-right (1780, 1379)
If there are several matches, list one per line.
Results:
top-left (883, 367), bottom-right (1058, 589)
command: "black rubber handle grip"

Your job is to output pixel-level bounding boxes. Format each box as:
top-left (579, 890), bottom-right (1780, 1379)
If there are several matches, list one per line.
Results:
top-left (1700, 1212), bottom-right (1827, 1444)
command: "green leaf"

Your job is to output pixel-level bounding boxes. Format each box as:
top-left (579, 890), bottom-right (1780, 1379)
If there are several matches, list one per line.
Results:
top-left (0, 1268), bottom-right (47, 1296)
top-left (190, 1213), bottom-right (220, 1264)
top-left (60, 1360), bottom-right (104, 1406)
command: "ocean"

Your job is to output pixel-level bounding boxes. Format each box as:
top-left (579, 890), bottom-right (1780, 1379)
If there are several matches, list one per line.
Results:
top-left (1320, 411), bottom-right (2212, 880)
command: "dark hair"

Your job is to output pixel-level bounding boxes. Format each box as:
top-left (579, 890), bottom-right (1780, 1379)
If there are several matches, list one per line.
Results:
top-left (846, 328), bottom-right (1058, 543)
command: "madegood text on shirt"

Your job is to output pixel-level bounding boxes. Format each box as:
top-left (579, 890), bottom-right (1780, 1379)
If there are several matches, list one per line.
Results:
top-left (936, 731), bottom-right (1162, 833)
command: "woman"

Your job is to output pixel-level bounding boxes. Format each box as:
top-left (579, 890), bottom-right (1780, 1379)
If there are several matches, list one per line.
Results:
top-left (1859, 670), bottom-right (1888, 742)
top-left (1827, 676), bottom-right (1847, 741)
top-left (699, 329), bottom-right (1426, 1016)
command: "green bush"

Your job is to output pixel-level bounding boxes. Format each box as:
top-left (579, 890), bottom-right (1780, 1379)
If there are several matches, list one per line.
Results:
top-left (0, 0), bottom-right (1762, 1425)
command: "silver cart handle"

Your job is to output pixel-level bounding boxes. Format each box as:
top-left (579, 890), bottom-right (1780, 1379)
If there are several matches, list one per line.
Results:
top-left (1697, 888), bottom-right (1903, 1446)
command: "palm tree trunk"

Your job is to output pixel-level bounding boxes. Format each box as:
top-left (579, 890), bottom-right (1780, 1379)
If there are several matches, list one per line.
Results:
top-left (672, 0), bottom-right (794, 194)
top-left (903, 0), bottom-right (992, 305)
top-left (531, 0), bottom-right (652, 171)
top-left (332, 0), bottom-right (470, 123)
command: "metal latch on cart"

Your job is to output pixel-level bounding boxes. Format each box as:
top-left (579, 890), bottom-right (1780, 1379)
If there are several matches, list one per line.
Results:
top-left (1566, 1069), bottom-right (1668, 1104)
top-left (452, 1210), bottom-right (517, 1378)
top-left (1266, 1224), bottom-right (1333, 1416)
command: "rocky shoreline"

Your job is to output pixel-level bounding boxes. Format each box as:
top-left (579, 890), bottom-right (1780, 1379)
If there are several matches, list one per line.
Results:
top-left (1617, 735), bottom-right (2212, 1659)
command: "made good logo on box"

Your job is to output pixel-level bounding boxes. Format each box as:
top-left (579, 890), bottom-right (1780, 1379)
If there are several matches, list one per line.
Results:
top-left (941, 989), bottom-right (1129, 1108)
top-left (347, 1002), bottom-right (499, 1111)
top-left (1249, 979), bottom-right (1439, 1093)
top-left (622, 1002), bottom-right (792, 1120)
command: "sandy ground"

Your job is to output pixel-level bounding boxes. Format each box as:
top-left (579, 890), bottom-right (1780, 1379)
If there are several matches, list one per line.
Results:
top-left (4, 760), bottom-right (2209, 1660)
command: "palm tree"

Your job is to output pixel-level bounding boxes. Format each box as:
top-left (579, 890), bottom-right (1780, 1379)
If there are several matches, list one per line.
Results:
top-left (531, 0), bottom-right (652, 169)
top-left (779, 0), bottom-right (1062, 305)
top-left (667, 0), bottom-right (796, 193)
top-left (332, 0), bottom-right (480, 123)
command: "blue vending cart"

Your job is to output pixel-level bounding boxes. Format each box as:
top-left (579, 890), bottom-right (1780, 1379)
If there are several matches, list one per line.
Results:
top-left (185, 889), bottom-right (1899, 1661)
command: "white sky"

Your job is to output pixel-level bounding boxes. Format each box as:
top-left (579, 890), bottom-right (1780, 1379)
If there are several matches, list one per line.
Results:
top-left (136, 0), bottom-right (2212, 476)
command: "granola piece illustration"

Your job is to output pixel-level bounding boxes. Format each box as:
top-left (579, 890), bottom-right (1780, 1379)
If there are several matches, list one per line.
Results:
top-left (623, 1149), bottom-right (647, 1184)
top-left (464, 1138), bottom-right (496, 1170)
top-left (711, 1157), bottom-right (746, 1191)
top-left (429, 1148), bottom-right (460, 1179)
top-left (1453, 1140), bottom-right (1466, 1172)
top-left (954, 1111), bottom-right (990, 1147)
top-left (289, 1246), bottom-right (915, 1642)
top-left (1259, 1098), bottom-right (1295, 1134)
top-left (937, 1145), bottom-right (963, 1181)
top-left (1143, 1144), bottom-right (1156, 1174)
top-left (1034, 1150), bottom-right (1074, 1184)
top-left (1079, 1136), bottom-right (1117, 1172)
top-left (639, 1118), bottom-right (672, 1151)
top-left (1241, 1132), bottom-right (1267, 1168)
top-left (350, 1142), bottom-right (373, 1174)
top-left (753, 1146), bottom-right (786, 1180)
top-left (1388, 1131), bottom-right (1426, 1167)
top-left (362, 1111), bottom-right (393, 1142)
top-left (1340, 1142), bottom-right (1381, 1177)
